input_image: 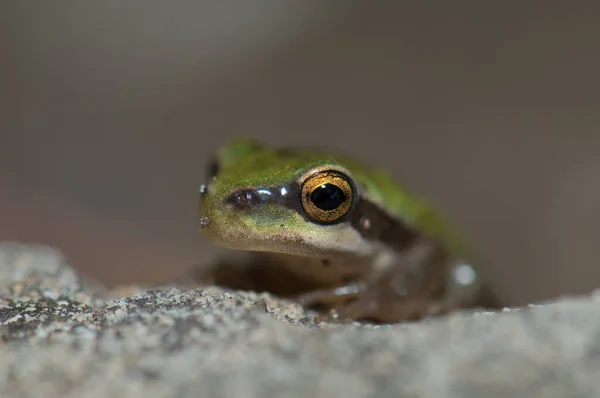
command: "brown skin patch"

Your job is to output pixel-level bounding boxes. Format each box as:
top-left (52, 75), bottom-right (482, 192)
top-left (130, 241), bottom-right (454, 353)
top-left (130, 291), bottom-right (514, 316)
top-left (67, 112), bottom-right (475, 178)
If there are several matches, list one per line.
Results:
top-left (350, 197), bottom-right (418, 251)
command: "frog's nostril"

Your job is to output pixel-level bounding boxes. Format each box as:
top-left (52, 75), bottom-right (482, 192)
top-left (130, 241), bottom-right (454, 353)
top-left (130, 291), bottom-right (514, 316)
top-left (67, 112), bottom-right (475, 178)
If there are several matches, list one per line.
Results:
top-left (226, 190), bottom-right (255, 209)
top-left (236, 192), bottom-right (252, 204)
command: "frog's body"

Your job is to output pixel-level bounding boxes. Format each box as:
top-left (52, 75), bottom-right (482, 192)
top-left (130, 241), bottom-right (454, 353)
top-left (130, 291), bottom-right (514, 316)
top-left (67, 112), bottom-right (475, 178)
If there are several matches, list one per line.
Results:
top-left (196, 138), bottom-right (500, 323)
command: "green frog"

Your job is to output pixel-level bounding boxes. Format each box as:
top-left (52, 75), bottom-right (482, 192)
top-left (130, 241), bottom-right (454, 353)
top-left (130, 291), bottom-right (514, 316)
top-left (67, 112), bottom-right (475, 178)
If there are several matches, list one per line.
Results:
top-left (194, 138), bottom-right (501, 323)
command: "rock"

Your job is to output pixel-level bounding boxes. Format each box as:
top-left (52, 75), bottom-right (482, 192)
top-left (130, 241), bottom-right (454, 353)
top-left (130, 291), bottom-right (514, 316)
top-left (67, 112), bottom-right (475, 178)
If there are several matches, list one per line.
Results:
top-left (0, 241), bottom-right (107, 307)
top-left (1, 242), bottom-right (600, 398)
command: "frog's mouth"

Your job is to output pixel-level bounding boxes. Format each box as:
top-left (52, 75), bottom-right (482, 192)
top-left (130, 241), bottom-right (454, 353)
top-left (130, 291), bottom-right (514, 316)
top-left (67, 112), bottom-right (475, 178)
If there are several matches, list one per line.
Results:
top-left (199, 208), bottom-right (376, 260)
top-left (199, 214), bottom-right (317, 256)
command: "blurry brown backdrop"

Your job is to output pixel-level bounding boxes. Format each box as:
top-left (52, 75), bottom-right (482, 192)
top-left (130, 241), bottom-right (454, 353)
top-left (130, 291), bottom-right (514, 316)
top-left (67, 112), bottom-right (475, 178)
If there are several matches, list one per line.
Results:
top-left (2, 3), bottom-right (599, 306)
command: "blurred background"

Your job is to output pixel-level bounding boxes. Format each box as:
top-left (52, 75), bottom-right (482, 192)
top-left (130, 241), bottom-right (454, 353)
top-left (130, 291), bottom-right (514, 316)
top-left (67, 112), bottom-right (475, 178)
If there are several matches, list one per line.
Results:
top-left (1, 3), bottom-right (599, 306)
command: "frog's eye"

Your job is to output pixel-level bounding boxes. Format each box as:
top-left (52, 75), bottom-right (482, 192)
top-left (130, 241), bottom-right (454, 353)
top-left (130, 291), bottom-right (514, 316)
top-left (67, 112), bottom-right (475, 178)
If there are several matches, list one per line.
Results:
top-left (300, 170), bottom-right (355, 224)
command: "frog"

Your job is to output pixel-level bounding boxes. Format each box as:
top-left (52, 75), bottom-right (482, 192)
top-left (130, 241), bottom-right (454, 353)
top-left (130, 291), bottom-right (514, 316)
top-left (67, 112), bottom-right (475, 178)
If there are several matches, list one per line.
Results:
top-left (193, 138), bottom-right (502, 323)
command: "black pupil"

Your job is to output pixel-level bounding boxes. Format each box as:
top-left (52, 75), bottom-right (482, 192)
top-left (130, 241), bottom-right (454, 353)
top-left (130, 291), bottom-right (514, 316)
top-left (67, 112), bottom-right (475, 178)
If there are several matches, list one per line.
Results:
top-left (310, 184), bottom-right (346, 211)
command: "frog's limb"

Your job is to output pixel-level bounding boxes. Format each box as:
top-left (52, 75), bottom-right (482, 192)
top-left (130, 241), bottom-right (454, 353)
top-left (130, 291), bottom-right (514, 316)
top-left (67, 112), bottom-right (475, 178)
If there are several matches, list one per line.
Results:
top-left (291, 283), bottom-right (367, 307)
top-left (314, 238), bottom-right (498, 323)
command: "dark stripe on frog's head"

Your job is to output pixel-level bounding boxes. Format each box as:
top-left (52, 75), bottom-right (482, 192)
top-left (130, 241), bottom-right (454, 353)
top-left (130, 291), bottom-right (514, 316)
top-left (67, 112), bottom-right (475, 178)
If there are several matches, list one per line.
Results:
top-left (350, 197), bottom-right (419, 251)
top-left (224, 184), bottom-right (298, 211)
top-left (224, 181), bottom-right (418, 251)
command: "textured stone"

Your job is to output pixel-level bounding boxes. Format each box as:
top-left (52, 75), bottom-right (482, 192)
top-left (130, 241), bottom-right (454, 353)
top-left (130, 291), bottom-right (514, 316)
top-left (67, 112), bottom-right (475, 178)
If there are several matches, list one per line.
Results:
top-left (1, 242), bottom-right (600, 398)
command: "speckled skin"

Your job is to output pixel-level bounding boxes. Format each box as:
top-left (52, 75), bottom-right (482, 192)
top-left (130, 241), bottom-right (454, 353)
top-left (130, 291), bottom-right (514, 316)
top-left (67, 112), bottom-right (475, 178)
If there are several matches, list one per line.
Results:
top-left (197, 138), bottom-right (499, 323)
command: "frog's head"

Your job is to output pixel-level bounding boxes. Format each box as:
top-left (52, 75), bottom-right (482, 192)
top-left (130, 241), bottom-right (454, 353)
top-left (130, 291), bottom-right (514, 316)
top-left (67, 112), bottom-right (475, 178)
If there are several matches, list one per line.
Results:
top-left (198, 138), bottom-right (381, 258)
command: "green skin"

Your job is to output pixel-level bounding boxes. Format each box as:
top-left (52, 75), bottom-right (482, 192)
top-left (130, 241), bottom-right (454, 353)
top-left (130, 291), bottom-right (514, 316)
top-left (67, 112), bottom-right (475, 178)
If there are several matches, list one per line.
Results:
top-left (197, 138), bottom-right (497, 323)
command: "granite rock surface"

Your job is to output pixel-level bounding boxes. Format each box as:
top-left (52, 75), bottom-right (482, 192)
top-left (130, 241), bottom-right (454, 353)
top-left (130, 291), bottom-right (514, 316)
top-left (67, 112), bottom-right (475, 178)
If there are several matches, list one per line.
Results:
top-left (1, 242), bottom-right (600, 398)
